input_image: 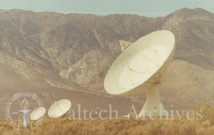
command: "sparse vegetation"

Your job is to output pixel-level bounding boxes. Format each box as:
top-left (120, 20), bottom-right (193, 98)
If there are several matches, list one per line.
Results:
top-left (0, 104), bottom-right (213, 135)
top-left (0, 118), bottom-right (214, 135)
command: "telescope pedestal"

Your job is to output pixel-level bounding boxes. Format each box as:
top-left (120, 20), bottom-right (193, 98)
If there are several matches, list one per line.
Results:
top-left (138, 85), bottom-right (168, 118)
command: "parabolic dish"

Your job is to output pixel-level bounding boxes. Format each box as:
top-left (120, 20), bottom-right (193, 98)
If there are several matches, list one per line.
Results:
top-left (48, 99), bottom-right (71, 118)
top-left (104, 30), bottom-right (175, 95)
top-left (30, 107), bottom-right (46, 121)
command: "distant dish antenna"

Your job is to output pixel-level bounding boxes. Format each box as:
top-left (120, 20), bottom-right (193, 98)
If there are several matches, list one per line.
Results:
top-left (104, 30), bottom-right (175, 118)
top-left (48, 99), bottom-right (71, 118)
top-left (30, 107), bottom-right (46, 121)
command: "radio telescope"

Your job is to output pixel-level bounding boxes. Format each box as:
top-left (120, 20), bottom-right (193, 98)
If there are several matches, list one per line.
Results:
top-left (48, 99), bottom-right (71, 118)
top-left (30, 107), bottom-right (46, 121)
top-left (104, 30), bottom-right (175, 118)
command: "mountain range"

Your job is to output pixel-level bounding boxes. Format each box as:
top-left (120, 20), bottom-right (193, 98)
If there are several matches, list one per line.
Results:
top-left (0, 8), bottom-right (213, 118)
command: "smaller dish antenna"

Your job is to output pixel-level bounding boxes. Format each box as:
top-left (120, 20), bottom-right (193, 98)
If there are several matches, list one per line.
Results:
top-left (48, 99), bottom-right (71, 118)
top-left (30, 107), bottom-right (46, 121)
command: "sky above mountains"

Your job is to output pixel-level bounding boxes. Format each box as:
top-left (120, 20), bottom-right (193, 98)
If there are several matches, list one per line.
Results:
top-left (0, 0), bottom-right (213, 17)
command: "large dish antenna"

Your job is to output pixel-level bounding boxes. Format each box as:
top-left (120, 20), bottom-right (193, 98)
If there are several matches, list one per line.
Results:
top-left (104, 30), bottom-right (175, 117)
top-left (48, 99), bottom-right (71, 118)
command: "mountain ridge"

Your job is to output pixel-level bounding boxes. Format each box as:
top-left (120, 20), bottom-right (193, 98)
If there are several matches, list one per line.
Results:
top-left (0, 8), bottom-right (213, 118)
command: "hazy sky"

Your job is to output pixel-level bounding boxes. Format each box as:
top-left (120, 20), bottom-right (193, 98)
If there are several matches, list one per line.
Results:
top-left (0, 0), bottom-right (213, 17)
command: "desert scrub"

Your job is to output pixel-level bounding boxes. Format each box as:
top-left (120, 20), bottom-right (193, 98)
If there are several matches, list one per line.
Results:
top-left (0, 115), bottom-right (213, 135)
